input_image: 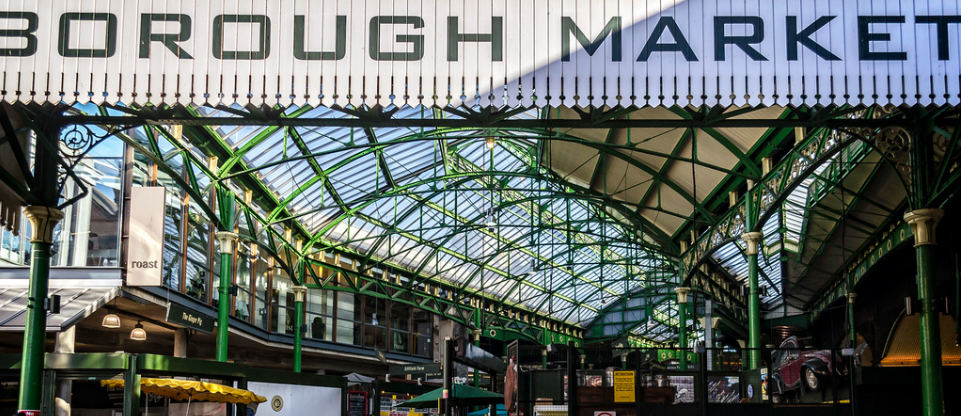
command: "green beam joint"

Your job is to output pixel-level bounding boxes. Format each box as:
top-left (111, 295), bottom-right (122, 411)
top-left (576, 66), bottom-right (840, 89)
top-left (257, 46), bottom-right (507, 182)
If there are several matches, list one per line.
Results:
top-left (18, 206), bottom-right (64, 414)
top-left (293, 285), bottom-right (308, 372)
top-left (904, 209), bottom-right (944, 416)
top-left (214, 231), bottom-right (238, 363)
top-left (675, 287), bottom-right (691, 372)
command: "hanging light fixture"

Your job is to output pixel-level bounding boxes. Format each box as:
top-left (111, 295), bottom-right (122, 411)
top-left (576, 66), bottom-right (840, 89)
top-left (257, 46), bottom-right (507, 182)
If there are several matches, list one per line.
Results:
top-left (371, 313), bottom-right (379, 326)
top-left (485, 136), bottom-right (496, 150)
top-left (130, 321), bottom-right (147, 341)
top-left (102, 312), bottom-right (121, 328)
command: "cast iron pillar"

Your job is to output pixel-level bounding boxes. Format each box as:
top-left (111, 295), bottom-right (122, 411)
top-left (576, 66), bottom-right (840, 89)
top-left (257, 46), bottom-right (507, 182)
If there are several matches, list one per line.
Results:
top-left (742, 231), bottom-right (763, 370)
top-left (292, 285), bottom-right (307, 372)
top-left (18, 206), bottom-right (64, 415)
top-left (904, 208), bottom-right (944, 416)
top-left (847, 292), bottom-right (858, 416)
top-left (472, 329), bottom-right (482, 388)
top-left (214, 230), bottom-right (238, 362)
top-left (675, 287), bottom-right (691, 371)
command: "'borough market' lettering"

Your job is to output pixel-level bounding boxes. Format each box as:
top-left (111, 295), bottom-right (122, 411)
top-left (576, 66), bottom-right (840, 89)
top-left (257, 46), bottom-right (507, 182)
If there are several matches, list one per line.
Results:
top-left (2, 12), bottom-right (959, 62)
top-left (0, 0), bottom-right (959, 109)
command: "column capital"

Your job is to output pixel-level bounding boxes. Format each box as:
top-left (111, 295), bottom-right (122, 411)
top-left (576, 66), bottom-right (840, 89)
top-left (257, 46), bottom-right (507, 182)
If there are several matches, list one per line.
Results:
top-left (741, 232), bottom-right (764, 255)
top-left (904, 208), bottom-right (943, 247)
top-left (472, 329), bottom-right (482, 338)
top-left (291, 285), bottom-right (308, 303)
top-left (23, 206), bottom-right (64, 244)
top-left (847, 292), bottom-right (857, 304)
top-left (675, 286), bottom-right (691, 304)
top-left (214, 231), bottom-right (239, 252)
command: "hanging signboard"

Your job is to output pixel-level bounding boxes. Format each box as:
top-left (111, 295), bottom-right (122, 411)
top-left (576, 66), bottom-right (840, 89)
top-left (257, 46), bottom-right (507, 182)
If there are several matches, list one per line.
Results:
top-left (166, 303), bottom-right (216, 333)
top-left (0, 1), bottom-right (959, 109)
top-left (126, 186), bottom-right (165, 287)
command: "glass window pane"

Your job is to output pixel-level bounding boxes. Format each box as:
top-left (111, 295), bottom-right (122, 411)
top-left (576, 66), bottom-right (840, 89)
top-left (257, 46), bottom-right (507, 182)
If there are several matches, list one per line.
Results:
top-left (253, 256), bottom-right (270, 330)
top-left (184, 203), bottom-right (210, 302)
top-left (390, 331), bottom-right (410, 354)
top-left (271, 269), bottom-right (295, 334)
top-left (390, 302), bottom-right (410, 332)
top-left (364, 325), bottom-right (386, 349)
top-left (234, 244), bottom-right (252, 322)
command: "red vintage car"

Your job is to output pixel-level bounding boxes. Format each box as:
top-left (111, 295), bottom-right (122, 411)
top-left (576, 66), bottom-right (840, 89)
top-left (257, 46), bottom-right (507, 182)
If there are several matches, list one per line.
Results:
top-left (768, 336), bottom-right (844, 403)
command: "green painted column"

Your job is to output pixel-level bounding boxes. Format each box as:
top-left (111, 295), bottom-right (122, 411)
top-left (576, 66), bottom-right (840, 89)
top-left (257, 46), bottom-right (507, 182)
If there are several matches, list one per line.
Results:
top-left (904, 209), bottom-right (944, 416)
top-left (742, 231), bottom-right (763, 370)
top-left (214, 231), bottom-right (238, 362)
top-left (292, 285), bottom-right (307, 372)
top-left (675, 287), bottom-right (691, 371)
top-left (542, 348), bottom-right (548, 370)
top-left (18, 206), bottom-right (64, 415)
top-left (472, 329), bottom-right (482, 388)
top-left (847, 292), bottom-right (858, 416)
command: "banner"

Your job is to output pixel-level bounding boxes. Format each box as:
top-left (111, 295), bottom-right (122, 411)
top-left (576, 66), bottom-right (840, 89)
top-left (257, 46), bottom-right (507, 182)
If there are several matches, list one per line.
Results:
top-left (126, 186), bottom-right (165, 286)
top-left (0, 0), bottom-right (958, 108)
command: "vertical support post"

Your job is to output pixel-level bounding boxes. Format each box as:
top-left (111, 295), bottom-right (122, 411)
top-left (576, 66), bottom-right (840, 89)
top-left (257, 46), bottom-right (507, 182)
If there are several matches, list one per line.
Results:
top-left (18, 206), bottom-right (63, 415)
top-left (214, 230), bottom-right (238, 362)
top-left (173, 329), bottom-right (188, 358)
top-left (567, 340), bottom-right (577, 416)
top-left (122, 354), bottom-right (141, 416)
top-left (472, 329), bottom-right (482, 388)
top-left (542, 348), bottom-right (548, 370)
top-left (904, 209), bottom-right (944, 416)
top-left (292, 285), bottom-right (307, 372)
top-left (443, 338), bottom-right (453, 416)
top-left (741, 230), bottom-right (763, 371)
top-left (847, 292), bottom-right (858, 416)
top-left (704, 300), bottom-right (713, 371)
top-left (675, 287), bottom-right (691, 371)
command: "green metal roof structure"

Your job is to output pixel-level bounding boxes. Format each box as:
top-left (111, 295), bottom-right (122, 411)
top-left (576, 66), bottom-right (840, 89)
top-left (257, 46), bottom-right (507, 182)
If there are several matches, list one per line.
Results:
top-left (6, 100), bottom-right (958, 346)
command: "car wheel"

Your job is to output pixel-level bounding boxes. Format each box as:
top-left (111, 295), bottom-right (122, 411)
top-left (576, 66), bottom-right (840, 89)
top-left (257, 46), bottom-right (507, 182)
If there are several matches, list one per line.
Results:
top-left (772, 394), bottom-right (783, 404)
top-left (803, 367), bottom-right (820, 392)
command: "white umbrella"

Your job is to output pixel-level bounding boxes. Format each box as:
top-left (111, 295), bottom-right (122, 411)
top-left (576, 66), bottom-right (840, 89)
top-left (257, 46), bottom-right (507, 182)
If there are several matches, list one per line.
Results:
top-left (344, 372), bottom-right (375, 386)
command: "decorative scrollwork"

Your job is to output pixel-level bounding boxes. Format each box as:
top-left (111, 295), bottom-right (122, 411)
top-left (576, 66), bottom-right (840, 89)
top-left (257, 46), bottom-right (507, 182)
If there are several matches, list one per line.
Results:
top-left (863, 126), bottom-right (913, 188)
top-left (932, 132), bottom-right (960, 164)
top-left (61, 126), bottom-right (92, 157)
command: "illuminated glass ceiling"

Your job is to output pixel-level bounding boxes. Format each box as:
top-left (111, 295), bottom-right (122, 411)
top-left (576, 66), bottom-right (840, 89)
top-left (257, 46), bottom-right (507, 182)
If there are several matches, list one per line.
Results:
top-left (66, 100), bottom-right (839, 334)
top-left (120, 103), bottom-right (782, 327)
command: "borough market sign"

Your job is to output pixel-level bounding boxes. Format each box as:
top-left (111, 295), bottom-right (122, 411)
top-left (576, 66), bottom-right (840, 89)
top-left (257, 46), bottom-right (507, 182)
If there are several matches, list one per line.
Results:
top-left (0, 0), bottom-right (958, 108)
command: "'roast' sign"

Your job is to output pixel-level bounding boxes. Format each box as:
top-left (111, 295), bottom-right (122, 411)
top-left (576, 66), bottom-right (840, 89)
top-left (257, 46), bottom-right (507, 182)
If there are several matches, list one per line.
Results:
top-left (126, 187), bottom-right (165, 287)
top-left (0, 0), bottom-right (959, 108)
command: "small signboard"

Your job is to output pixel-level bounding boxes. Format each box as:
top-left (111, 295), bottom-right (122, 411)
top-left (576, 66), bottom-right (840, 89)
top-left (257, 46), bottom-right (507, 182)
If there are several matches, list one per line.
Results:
top-left (348, 391), bottom-right (367, 416)
top-left (166, 303), bottom-right (215, 333)
top-left (613, 371), bottom-right (635, 403)
top-left (389, 363), bottom-right (442, 375)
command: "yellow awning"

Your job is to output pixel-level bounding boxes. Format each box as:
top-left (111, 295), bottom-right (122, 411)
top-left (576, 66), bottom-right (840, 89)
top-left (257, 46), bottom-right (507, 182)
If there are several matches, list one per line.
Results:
top-left (100, 378), bottom-right (267, 404)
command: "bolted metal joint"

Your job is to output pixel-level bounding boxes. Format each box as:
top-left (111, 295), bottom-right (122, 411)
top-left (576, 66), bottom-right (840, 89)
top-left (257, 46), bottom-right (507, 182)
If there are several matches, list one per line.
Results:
top-left (23, 206), bottom-right (64, 244)
top-left (903, 208), bottom-right (943, 247)
top-left (741, 232), bottom-right (764, 255)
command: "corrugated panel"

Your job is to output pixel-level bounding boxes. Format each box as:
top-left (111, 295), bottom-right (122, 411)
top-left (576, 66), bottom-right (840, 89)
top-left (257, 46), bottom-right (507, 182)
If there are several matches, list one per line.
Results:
top-left (879, 314), bottom-right (961, 366)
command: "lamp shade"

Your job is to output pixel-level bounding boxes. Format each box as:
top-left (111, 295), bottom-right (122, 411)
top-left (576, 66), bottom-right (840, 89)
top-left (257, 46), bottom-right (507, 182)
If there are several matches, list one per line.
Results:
top-left (131, 322), bottom-right (147, 341)
top-left (102, 313), bottom-right (121, 329)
